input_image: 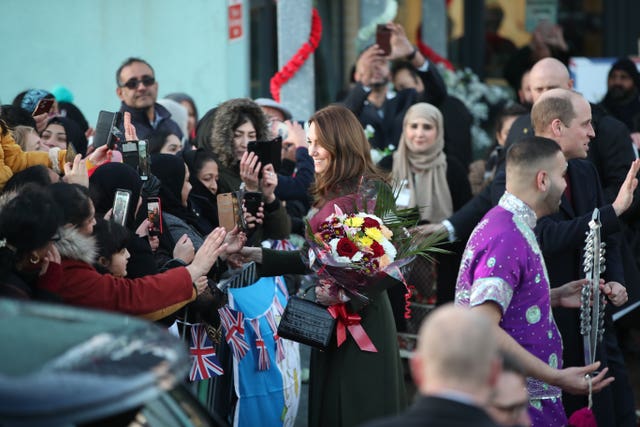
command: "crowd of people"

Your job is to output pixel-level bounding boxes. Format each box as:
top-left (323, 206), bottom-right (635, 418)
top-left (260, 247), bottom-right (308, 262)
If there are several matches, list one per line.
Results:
top-left (2, 18), bottom-right (640, 427)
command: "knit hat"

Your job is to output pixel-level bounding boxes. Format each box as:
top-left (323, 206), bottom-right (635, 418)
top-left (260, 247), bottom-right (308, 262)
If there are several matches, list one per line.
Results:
top-left (20, 89), bottom-right (52, 114)
top-left (609, 58), bottom-right (640, 89)
top-left (254, 97), bottom-right (292, 121)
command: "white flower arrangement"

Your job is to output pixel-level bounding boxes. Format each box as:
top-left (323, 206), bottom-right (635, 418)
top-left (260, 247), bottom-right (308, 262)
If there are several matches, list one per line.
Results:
top-left (437, 64), bottom-right (513, 158)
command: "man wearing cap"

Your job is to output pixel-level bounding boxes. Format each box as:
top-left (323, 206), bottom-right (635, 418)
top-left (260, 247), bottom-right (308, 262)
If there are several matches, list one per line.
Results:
top-left (600, 58), bottom-right (640, 155)
top-left (115, 57), bottom-right (182, 140)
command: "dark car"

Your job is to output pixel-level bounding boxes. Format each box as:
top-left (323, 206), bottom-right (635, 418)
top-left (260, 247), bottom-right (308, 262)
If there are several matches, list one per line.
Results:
top-left (0, 298), bottom-right (226, 427)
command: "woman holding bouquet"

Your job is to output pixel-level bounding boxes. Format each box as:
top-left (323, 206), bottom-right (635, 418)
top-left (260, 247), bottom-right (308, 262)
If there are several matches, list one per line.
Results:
top-left (241, 105), bottom-right (406, 427)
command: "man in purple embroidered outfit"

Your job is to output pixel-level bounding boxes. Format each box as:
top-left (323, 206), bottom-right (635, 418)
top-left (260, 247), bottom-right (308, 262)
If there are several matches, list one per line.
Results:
top-left (455, 137), bottom-right (613, 427)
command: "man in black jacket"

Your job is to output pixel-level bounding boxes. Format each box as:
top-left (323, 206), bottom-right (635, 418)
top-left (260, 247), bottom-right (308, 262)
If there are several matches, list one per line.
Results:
top-left (531, 88), bottom-right (638, 427)
top-left (362, 305), bottom-right (501, 427)
top-left (342, 23), bottom-right (447, 152)
top-left (115, 57), bottom-right (183, 140)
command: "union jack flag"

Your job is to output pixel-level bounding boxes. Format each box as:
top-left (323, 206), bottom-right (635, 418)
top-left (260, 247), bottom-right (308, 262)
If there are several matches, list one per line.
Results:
top-left (218, 305), bottom-right (250, 360)
top-left (189, 324), bottom-right (224, 381)
top-left (250, 318), bottom-right (270, 370)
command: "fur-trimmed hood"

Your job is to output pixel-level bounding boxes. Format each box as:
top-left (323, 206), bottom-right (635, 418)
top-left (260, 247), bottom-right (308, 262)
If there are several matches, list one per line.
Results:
top-left (55, 226), bottom-right (97, 265)
top-left (205, 98), bottom-right (271, 169)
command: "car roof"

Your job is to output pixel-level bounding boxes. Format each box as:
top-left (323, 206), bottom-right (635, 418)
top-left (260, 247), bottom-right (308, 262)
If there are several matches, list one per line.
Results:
top-left (0, 298), bottom-right (189, 426)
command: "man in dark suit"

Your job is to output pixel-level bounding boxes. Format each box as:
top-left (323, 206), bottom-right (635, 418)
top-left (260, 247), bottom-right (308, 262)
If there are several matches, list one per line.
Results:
top-left (361, 304), bottom-right (501, 427)
top-left (532, 88), bottom-right (639, 426)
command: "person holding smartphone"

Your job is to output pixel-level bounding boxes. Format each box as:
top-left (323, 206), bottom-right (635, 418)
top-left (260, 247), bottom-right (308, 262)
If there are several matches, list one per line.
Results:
top-left (342, 22), bottom-right (447, 152)
top-left (202, 97), bottom-right (291, 243)
top-left (43, 182), bottom-right (238, 320)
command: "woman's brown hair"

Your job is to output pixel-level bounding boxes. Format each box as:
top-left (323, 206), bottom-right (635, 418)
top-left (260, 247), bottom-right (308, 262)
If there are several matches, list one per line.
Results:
top-left (308, 104), bottom-right (386, 206)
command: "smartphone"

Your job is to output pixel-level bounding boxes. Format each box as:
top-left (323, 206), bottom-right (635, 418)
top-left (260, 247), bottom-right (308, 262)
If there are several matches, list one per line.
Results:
top-left (147, 197), bottom-right (162, 236)
top-left (112, 189), bottom-right (132, 227)
top-left (243, 191), bottom-right (262, 218)
top-left (31, 98), bottom-right (54, 117)
top-left (217, 192), bottom-right (245, 232)
top-left (375, 24), bottom-right (392, 56)
top-left (137, 139), bottom-right (149, 181)
top-left (121, 140), bottom-right (140, 173)
top-left (65, 142), bottom-right (78, 164)
top-left (93, 111), bottom-right (122, 149)
top-left (247, 136), bottom-right (282, 178)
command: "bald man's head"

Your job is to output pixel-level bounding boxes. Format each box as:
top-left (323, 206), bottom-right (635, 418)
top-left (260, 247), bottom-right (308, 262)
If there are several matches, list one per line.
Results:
top-left (414, 305), bottom-right (498, 392)
top-left (529, 58), bottom-right (573, 103)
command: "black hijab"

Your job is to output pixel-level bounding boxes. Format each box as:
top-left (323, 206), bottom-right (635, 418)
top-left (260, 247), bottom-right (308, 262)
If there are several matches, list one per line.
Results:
top-left (182, 149), bottom-right (219, 230)
top-left (46, 116), bottom-right (88, 156)
top-left (150, 153), bottom-right (210, 235)
top-left (89, 162), bottom-right (142, 229)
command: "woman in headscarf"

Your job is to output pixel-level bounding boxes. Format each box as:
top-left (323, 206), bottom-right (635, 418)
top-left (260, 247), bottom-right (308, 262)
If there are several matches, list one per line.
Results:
top-left (40, 116), bottom-right (88, 156)
top-left (88, 162), bottom-right (161, 277)
top-left (203, 98), bottom-right (290, 242)
top-left (392, 102), bottom-right (471, 305)
top-left (182, 148), bottom-right (219, 229)
top-left (150, 153), bottom-right (214, 250)
top-left (0, 185), bottom-right (63, 300)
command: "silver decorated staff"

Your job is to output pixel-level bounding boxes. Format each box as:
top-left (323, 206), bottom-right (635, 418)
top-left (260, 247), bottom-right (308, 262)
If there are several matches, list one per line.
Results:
top-left (580, 208), bottom-right (606, 366)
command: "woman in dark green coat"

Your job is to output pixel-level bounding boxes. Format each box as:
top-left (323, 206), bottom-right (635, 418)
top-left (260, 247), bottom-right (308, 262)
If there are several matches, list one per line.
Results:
top-left (242, 104), bottom-right (406, 427)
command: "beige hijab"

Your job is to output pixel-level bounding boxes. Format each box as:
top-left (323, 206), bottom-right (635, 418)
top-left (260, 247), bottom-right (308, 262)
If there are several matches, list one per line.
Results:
top-left (392, 103), bottom-right (453, 223)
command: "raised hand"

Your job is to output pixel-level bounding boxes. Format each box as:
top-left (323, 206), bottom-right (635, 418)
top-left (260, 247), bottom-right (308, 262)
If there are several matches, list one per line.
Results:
top-left (63, 154), bottom-right (89, 187)
top-left (187, 227), bottom-right (228, 280)
top-left (240, 151), bottom-right (261, 192)
top-left (612, 158), bottom-right (640, 216)
top-left (123, 111), bottom-right (139, 141)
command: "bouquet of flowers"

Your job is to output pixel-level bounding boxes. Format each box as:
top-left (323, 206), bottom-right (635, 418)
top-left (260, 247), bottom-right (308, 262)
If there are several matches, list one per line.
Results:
top-left (304, 180), bottom-right (447, 352)
top-left (307, 179), bottom-right (447, 309)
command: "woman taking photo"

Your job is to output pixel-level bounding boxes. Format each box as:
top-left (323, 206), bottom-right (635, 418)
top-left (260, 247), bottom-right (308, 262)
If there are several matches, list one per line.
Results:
top-left (41, 182), bottom-right (229, 321)
top-left (241, 104), bottom-right (406, 427)
top-left (203, 98), bottom-right (290, 242)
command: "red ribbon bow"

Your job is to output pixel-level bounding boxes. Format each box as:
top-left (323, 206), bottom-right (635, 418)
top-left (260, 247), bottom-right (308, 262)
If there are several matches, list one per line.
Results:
top-left (328, 303), bottom-right (377, 352)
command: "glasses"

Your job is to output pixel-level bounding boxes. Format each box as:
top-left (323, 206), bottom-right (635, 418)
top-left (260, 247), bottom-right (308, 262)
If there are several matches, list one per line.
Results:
top-left (120, 75), bottom-right (155, 90)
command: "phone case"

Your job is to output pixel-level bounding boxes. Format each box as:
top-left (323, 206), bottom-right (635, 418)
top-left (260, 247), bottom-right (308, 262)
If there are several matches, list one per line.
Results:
top-left (247, 136), bottom-right (282, 177)
top-left (93, 111), bottom-right (121, 149)
top-left (138, 140), bottom-right (149, 180)
top-left (112, 190), bottom-right (131, 227)
top-left (32, 98), bottom-right (54, 116)
top-left (243, 192), bottom-right (262, 217)
top-left (217, 193), bottom-right (239, 232)
top-left (147, 198), bottom-right (162, 235)
top-left (376, 24), bottom-right (391, 55)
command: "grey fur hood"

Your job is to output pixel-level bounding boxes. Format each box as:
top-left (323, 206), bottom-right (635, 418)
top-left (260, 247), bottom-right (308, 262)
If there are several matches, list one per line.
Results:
top-left (55, 226), bottom-right (97, 265)
top-left (206, 98), bottom-right (271, 169)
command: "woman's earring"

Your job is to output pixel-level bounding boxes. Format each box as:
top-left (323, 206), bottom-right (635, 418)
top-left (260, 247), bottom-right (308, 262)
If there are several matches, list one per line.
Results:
top-left (29, 254), bottom-right (40, 264)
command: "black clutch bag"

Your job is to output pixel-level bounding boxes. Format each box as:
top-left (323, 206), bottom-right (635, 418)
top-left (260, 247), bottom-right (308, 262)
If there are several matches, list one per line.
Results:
top-left (277, 296), bottom-right (336, 350)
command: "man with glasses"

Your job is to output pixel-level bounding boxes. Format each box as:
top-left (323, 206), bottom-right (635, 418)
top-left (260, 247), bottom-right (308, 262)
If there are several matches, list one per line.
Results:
top-left (115, 57), bottom-right (182, 140)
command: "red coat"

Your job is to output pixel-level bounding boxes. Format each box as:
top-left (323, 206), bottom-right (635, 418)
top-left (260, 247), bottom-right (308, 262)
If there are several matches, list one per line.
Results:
top-left (41, 259), bottom-right (195, 321)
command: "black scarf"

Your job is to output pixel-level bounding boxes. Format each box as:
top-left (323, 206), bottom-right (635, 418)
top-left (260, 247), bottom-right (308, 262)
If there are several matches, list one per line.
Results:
top-left (150, 154), bottom-right (210, 236)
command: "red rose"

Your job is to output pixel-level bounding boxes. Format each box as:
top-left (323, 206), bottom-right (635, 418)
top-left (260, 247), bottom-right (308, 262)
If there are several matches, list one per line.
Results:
top-left (363, 217), bottom-right (380, 229)
top-left (371, 241), bottom-right (385, 257)
top-left (336, 237), bottom-right (359, 258)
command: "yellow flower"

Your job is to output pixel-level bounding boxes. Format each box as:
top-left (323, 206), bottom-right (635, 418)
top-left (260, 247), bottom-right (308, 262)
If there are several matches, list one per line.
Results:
top-left (365, 227), bottom-right (383, 242)
top-left (344, 216), bottom-right (364, 228)
top-left (358, 235), bottom-right (373, 247)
